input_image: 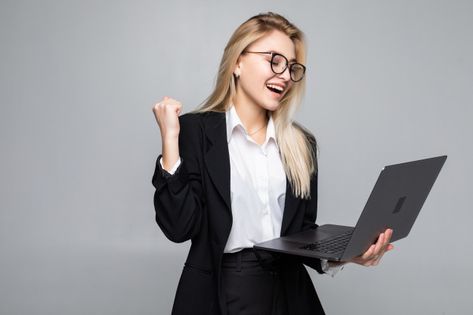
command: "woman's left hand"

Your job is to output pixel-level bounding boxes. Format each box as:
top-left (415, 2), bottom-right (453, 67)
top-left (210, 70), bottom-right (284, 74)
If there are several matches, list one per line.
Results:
top-left (349, 228), bottom-right (394, 267)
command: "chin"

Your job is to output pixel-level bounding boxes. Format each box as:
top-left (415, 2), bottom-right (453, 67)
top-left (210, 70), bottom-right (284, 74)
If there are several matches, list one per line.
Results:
top-left (263, 101), bottom-right (281, 112)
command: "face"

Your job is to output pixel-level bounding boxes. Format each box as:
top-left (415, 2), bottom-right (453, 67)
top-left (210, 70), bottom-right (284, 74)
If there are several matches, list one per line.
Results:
top-left (233, 30), bottom-right (298, 112)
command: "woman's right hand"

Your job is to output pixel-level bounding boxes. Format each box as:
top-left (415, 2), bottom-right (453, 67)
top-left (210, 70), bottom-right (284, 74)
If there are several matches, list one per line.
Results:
top-left (152, 96), bottom-right (182, 140)
top-left (152, 96), bottom-right (182, 172)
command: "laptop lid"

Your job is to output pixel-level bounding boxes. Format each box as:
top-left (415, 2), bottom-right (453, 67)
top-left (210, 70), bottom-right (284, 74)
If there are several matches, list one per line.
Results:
top-left (339, 155), bottom-right (447, 261)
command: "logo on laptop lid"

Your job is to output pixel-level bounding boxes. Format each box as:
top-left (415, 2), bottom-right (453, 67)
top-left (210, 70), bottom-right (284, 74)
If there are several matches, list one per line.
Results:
top-left (392, 196), bottom-right (407, 214)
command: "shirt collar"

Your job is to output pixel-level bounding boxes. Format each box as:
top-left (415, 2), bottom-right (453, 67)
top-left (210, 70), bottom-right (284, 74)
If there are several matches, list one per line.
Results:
top-left (226, 105), bottom-right (277, 145)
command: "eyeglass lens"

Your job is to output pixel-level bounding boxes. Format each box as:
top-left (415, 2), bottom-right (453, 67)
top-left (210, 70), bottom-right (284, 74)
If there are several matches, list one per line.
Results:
top-left (271, 53), bottom-right (305, 82)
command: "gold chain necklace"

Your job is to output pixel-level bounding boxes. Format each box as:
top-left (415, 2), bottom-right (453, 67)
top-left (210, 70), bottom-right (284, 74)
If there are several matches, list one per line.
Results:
top-left (246, 124), bottom-right (267, 136)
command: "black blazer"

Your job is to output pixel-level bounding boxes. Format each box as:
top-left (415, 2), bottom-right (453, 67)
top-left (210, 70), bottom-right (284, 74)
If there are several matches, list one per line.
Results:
top-left (152, 111), bottom-right (325, 315)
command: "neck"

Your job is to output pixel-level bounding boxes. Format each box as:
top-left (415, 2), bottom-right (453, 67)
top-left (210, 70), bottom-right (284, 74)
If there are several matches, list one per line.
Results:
top-left (232, 98), bottom-right (268, 133)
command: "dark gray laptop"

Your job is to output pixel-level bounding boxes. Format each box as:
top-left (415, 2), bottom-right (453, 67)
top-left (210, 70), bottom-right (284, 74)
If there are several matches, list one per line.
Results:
top-left (254, 155), bottom-right (447, 262)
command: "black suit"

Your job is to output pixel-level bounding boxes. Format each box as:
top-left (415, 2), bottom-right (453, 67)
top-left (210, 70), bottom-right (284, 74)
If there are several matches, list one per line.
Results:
top-left (152, 111), bottom-right (325, 315)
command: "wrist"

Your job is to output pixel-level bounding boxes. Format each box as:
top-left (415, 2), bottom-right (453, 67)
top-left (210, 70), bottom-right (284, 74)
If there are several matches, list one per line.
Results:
top-left (161, 132), bottom-right (179, 142)
top-left (161, 129), bottom-right (180, 141)
top-left (162, 156), bottom-right (179, 172)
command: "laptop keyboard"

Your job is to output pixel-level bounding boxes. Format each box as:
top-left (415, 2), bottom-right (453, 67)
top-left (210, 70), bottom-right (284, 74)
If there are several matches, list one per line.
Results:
top-left (300, 230), bottom-right (353, 254)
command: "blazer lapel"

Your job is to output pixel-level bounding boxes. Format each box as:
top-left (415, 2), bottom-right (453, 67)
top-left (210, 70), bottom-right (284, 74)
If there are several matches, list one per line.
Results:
top-left (203, 112), bottom-right (232, 212)
top-left (201, 111), bottom-right (303, 235)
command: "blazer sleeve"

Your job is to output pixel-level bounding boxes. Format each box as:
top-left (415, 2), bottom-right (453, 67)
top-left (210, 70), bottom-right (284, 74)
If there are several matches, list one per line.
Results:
top-left (151, 114), bottom-right (205, 243)
top-left (299, 134), bottom-right (325, 273)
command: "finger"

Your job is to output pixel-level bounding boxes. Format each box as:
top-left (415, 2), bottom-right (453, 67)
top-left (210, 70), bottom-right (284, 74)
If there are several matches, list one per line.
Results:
top-left (361, 244), bottom-right (376, 260)
top-left (372, 232), bottom-right (385, 256)
top-left (154, 100), bottom-right (166, 108)
top-left (384, 229), bottom-right (393, 244)
top-left (159, 101), bottom-right (175, 111)
top-left (373, 242), bottom-right (395, 266)
top-left (167, 103), bottom-right (181, 115)
top-left (159, 99), bottom-right (179, 111)
top-left (380, 229), bottom-right (393, 252)
top-left (153, 102), bottom-right (162, 115)
top-left (162, 96), bottom-right (175, 103)
top-left (176, 103), bottom-right (182, 114)
top-left (373, 243), bottom-right (394, 266)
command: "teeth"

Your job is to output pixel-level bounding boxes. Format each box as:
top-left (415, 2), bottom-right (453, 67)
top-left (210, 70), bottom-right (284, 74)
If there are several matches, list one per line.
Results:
top-left (266, 84), bottom-right (284, 92)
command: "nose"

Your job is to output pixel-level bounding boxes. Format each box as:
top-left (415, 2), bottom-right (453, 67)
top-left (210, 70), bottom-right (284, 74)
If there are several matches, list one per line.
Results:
top-left (278, 66), bottom-right (291, 82)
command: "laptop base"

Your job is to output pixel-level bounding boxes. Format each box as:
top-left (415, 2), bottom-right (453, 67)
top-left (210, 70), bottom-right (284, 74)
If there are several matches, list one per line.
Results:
top-left (254, 224), bottom-right (355, 262)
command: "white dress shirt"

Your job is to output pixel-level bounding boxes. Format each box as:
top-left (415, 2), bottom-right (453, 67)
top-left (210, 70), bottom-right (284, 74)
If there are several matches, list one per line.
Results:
top-left (224, 106), bottom-right (287, 253)
top-left (159, 107), bottom-right (343, 275)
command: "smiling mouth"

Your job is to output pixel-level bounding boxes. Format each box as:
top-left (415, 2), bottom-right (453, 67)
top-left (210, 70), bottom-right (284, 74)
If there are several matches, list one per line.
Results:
top-left (266, 84), bottom-right (284, 94)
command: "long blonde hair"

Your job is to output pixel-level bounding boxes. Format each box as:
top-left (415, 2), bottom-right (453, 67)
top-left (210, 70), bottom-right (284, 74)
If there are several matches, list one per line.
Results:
top-left (198, 12), bottom-right (316, 199)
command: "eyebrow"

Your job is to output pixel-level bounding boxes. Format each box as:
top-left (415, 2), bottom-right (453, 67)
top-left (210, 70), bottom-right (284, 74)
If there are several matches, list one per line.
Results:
top-left (272, 50), bottom-right (297, 62)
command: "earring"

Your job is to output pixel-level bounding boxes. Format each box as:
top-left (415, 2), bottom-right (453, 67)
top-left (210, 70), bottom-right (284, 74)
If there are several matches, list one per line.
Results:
top-left (234, 72), bottom-right (240, 79)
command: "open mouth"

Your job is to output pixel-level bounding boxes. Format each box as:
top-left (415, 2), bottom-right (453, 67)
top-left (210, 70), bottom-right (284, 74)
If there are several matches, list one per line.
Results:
top-left (266, 84), bottom-right (284, 95)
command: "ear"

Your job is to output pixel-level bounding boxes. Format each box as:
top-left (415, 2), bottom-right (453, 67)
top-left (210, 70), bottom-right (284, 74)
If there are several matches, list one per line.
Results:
top-left (233, 57), bottom-right (242, 78)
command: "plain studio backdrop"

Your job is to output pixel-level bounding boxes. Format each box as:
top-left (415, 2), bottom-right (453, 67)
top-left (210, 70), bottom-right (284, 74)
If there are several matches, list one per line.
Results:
top-left (1, 0), bottom-right (472, 314)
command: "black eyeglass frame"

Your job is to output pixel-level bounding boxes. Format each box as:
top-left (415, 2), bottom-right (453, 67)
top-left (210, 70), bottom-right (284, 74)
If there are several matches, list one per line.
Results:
top-left (242, 51), bottom-right (306, 82)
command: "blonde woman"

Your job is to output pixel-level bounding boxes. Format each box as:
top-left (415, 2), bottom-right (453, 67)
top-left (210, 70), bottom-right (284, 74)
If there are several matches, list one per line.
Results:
top-left (152, 12), bottom-right (393, 315)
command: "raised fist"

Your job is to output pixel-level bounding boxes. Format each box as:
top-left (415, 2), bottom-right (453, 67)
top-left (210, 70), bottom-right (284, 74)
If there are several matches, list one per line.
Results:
top-left (152, 96), bottom-right (182, 140)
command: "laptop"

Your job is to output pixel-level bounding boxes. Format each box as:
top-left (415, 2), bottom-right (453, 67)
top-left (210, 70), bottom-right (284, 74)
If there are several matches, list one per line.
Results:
top-left (254, 155), bottom-right (447, 262)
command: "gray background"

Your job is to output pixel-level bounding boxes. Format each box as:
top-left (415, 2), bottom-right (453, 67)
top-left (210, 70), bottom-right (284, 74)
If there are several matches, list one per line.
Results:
top-left (1, 0), bottom-right (472, 314)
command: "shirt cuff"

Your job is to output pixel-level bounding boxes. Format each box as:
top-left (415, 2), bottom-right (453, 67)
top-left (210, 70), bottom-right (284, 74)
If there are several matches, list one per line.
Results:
top-left (320, 259), bottom-right (345, 277)
top-left (159, 157), bottom-right (181, 175)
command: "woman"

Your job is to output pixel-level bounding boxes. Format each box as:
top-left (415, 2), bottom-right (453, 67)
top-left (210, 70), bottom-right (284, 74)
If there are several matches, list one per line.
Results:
top-left (152, 12), bottom-right (393, 315)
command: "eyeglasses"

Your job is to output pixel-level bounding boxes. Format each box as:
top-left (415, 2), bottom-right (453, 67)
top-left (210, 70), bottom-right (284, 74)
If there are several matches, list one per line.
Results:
top-left (242, 51), bottom-right (306, 82)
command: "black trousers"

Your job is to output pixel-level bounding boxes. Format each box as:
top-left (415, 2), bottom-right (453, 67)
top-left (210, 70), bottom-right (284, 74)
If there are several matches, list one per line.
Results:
top-left (221, 249), bottom-right (288, 315)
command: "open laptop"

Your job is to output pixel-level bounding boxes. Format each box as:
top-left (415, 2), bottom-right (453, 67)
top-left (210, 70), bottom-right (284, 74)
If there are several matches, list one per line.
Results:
top-left (254, 155), bottom-right (447, 262)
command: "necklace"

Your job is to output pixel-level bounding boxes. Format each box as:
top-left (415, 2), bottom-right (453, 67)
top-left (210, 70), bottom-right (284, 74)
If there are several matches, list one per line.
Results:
top-left (246, 124), bottom-right (267, 136)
